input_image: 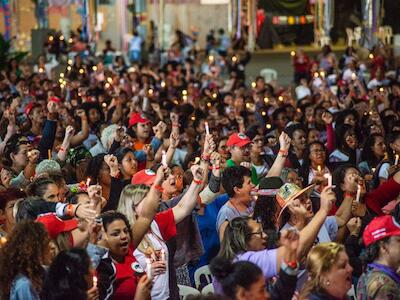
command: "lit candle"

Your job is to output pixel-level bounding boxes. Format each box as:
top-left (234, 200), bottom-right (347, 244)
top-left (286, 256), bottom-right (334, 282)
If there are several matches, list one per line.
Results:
top-left (324, 173), bottom-right (332, 186)
top-left (0, 236), bottom-right (7, 246)
top-left (48, 149), bottom-right (52, 160)
top-left (205, 122), bottom-right (210, 135)
top-left (93, 275), bottom-right (98, 287)
top-left (395, 154), bottom-right (399, 165)
top-left (162, 150), bottom-right (167, 167)
top-left (317, 165), bottom-right (322, 172)
top-left (290, 50), bottom-right (296, 57)
top-left (146, 258), bottom-right (152, 279)
top-left (160, 249), bottom-right (166, 261)
top-left (355, 184), bottom-right (361, 203)
top-left (86, 177), bottom-right (91, 187)
top-left (371, 168), bottom-right (376, 174)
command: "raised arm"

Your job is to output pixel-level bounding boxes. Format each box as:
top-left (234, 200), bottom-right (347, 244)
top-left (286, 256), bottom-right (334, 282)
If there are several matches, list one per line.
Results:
top-left (266, 132), bottom-right (291, 177)
top-left (70, 109), bottom-right (90, 147)
top-left (57, 126), bottom-right (75, 161)
top-left (133, 165), bottom-right (168, 246)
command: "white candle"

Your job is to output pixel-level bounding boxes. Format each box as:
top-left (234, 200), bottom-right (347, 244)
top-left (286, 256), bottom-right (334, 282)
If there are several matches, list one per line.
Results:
top-left (86, 177), bottom-right (91, 187)
top-left (317, 165), bottom-right (322, 172)
top-left (162, 150), bottom-right (167, 167)
top-left (205, 122), bottom-right (210, 135)
top-left (93, 275), bottom-right (97, 287)
top-left (324, 173), bottom-right (332, 186)
top-left (395, 154), bottom-right (399, 165)
top-left (146, 258), bottom-right (152, 279)
top-left (355, 184), bottom-right (361, 203)
top-left (160, 249), bottom-right (166, 261)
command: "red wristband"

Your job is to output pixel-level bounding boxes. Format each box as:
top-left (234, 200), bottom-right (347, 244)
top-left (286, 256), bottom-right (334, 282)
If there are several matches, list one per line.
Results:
top-left (153, 184), bottom-right (164, 193)
top-left (193, 178), bottom-right (203, 185)
top-left (344, 192), bottom-right (356, 199)
top-left (201, 153), bottom-right (210, 161)
top-left (279, 149), bottom-right (288, 157)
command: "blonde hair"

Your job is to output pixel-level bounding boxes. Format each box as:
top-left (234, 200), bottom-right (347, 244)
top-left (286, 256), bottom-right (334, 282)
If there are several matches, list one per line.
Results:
top-left (117, 184), bottom-right (156, 254)
top-left (299, 242), bottom-right (345, 300)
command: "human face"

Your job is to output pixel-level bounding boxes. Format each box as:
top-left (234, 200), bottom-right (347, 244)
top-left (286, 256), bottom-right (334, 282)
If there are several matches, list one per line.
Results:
top-left (372, 136), bottom-right (386, 158)
top-left (4, 199), bottom-right (18, 229)
top-left (344, 114), bottom-right (356, 127)
top-left (246, 219), bottom-right (267, 251)
top-left (1, 168), bottom-right (12, 188)
top-left (161, 167), bottom-right (183, 197)
top-left (237, 275), bottom-right (269, 300)
top-left (31, 106), bottom-right (45, 124)
top-left (344, 130), bottom-right (358, 150)
top-left (383, 236), bottom-right (400, 270)
top-left (307, 129), bottom-right (320, 144)
top-left (275, 113), bottom-right (288, 129)
top-left (135, 123), bottom-right (151, 140)
top-left (390, 137), bottom-right (400, 154)
top-left (11, 144), bottom-right (29, 171)
top-left (341, 168), bottom-right (362, 192)
top-left (289, 193), bottom-right (313, 219)
top-left (292, 130), bottom-right (307, 151)
top-left (309, 144), bottom-right (326, 166)
top-left (230, 144), bottom-right (252, 163)
top-left (218, 139), bottom-right (229, 159)
top-left (323, 251), bottom-right (353, 299)
top-left (88, 108), bottom-right (100, 124)
top-left (251, 135), bottom-right (265, 153)
top-left (120, 152), bottom-right (137, 179)
top-left (235, 176), bottom-right (255, 200)
top-left (43, 183), bottom-right (60, 202)
top-left (286, 171), bottom-right (303, 188)
top-left (105, 219), bottom-right (131, 259)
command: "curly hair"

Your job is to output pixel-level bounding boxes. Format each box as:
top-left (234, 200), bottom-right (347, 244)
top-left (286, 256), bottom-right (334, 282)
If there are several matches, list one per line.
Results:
top-left (0, 221), bottom-right (49, 298)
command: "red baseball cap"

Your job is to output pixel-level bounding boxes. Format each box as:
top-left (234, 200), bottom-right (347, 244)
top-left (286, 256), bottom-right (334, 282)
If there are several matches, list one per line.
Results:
top-left (226, 133), bottom-right (252, 147)
top-left (131, 169), bottom-right (156, 186)
top-left (49, 96), bottom-right (61, 104)
top-left (363, 215), bottom-right (400, 247)
top-left (128, 112), bottom-right (151, 128)
top-left (36, 213), bottom-right (79, 240)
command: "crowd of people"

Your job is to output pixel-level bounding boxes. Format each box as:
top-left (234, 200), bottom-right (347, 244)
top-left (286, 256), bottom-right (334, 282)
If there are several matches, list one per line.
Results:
top-left (0, 28), bottom-right (399, 300)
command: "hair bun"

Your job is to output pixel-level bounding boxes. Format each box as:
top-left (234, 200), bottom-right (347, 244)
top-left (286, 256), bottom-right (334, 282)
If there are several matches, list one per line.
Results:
top-left (209, 257), bottom-right (234, 280)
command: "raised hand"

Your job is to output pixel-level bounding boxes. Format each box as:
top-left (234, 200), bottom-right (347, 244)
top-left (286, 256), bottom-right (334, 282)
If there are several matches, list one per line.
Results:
top-left (191, 164), bottom-right (204, 182)
top-left (346, 217), bottom-right (362, 236)
top-left (319, 185), bottom-right (336, 214)
top-left (279, 131), bottom-right (291, 151)
top-left (203, 134), bottom-right (216, 156)
top-left (104, 154), bottom-right (119, 177)
top-left (27, 149), bottom-right (40, 164)
top-left (321, 111), bottom-right (333, 125)
top-left (169, 132), bottom-right (180, 149)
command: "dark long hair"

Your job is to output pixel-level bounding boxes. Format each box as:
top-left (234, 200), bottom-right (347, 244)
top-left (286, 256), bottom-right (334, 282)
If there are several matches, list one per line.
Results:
top-left (41, 248), bottom-right (91, 300)
top-left (210, 256), bottom-right (263, 299)
top-left (332, 164), bottom-right (359, 208)
top-left (360, 134), bottom-right (384, 168)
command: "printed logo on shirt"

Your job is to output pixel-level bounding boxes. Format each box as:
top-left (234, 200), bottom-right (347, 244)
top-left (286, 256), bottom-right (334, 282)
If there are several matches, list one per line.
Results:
top-left (131, 262), bottom-right (144, 274)
top-left (238, 133), bottom-right (248, 139)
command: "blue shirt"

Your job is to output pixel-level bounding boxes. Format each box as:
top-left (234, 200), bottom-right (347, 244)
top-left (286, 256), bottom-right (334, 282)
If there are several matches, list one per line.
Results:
top-left (10, 275), bottom-right (39, 300)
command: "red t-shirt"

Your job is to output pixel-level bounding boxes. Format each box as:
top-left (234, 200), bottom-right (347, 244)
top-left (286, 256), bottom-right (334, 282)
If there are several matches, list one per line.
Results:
top-left (111, 209), bottom-right (176, 300)
top-left (112, 244), bottom-right (140, 300)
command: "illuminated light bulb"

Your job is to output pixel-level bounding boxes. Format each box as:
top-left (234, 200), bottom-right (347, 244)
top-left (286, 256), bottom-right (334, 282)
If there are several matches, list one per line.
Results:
top-left (290, 50), bottom-right (296, 56)
top-left (67, 66), bottom-right (72, 71)
top-left (68, 38), bottom-right (73, 43)
top-left (92, 66), bottom-right (97, 71)
top-left (107, 77), bottom-right (112, 83)
top-left (148, 89), bottom-right (154, 95)
top-left (264, 97), bottom-right (269, 103)
top-left (59, 35), bottom-right (64, 41)
top-left (207, 102), bottom-right (212, 107)
top-left (182, 90), bottom-right (188, 95)
top-left (251, 82), bottom-right (256, 88)
top-left (232, 56), bottom-right (237, 62)
top-left (60, 84), bottom-right (65, 89)
top-left (261, 111), bottom-right (266, 116)
top-left (102, 102), bottom-right (107, 108)
top-left (379, 87), bottom-right (384, 92)
top-left (208, 55), bottom-right (214, 61)
top-left (79, 69), bottom-right (84, 74)
top-left (278, 96), bottom-right (284, 102)
top-left (60, 73), bottom-right (64, 78)
top-left (160, 81), bottom-right (166, 88)
top-left (59, 78), bottom-right (63, 83)
top-left (191, 116), bottom-right (196, 121)
top-left (369, 53), bottom-right (374, 59)
top-left (48, 36), bottom-right (54, 41)
top-left (38, 67), bottom-right (44, 73)
top-left (266, 124), bottom-right (272, 129)
top-left (68, 59), bottom-right (73, 65)
top-left (182, 95), bottom-right (188, 101)
top-left (212, 93), bottom-right (217, 99)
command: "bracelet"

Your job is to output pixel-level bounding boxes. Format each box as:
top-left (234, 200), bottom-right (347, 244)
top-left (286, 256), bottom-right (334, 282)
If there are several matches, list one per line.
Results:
top-left (278, 149), bottom-right (289, 157)
top-left (153, 184), bottom-right (164, 193)
top-left (213, 166), bottom-right (220, 170)
top-left (344, 192), bottom-right (356, 199)
top-left (59, 147), bottom-right (66, 152)
top-left (74, 204), bottom-right (81, 217)
top-left (65, 204), bottom-right (75, 217)
top-left (193, 178), bottom-right (203, 185)
top-left (201, 153), bottom-right (211, 161)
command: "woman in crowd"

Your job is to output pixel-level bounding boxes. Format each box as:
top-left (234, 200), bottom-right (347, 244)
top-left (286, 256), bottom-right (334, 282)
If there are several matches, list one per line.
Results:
top-left (41, 248), bottom-right (98, 300)
top-left (0, 188), bottom-right (26, 237)
top-left (0, 221), bottom-right (50, 299)
top-left (27, 176), bottom-right (61, 203)
top-left (329, 124), bottom-right (360, 166)
top-left (358, 134), bottom-right (387, 179)
top-left (299, 242), bottom-right (353, 300)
